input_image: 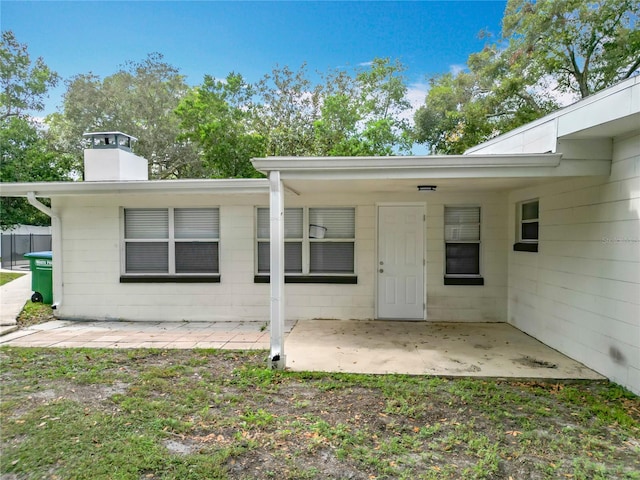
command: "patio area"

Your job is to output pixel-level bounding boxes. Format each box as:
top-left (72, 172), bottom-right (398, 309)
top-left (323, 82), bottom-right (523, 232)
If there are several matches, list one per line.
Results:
top-left (0, 318), bottom-right (604, 380)
top-left (285, 320), bottom-right (604, 380)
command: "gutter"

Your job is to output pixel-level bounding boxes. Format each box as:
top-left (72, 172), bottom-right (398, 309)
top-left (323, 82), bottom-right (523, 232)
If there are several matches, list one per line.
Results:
top-left (27, 192), bottom-right (62, 310)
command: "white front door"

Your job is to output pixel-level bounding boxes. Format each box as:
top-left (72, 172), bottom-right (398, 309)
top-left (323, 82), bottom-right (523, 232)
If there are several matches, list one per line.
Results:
top-left (377, 205), bottom-right (425, 320)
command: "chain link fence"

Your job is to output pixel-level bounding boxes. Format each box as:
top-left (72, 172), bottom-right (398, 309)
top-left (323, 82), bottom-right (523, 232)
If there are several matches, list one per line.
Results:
top-left (0, 234), bottom-right (52, 270)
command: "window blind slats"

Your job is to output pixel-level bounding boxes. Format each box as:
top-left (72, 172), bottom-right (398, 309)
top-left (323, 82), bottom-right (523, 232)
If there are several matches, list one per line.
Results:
top-left (309, 208), bottom-right (355, 239)
top-left (444, 206), bottom-right (480, 241)
top-left (125, 209), bottom-right (168, 239)
top-left (310, 243), bottom-right (354, 273)
top-left (175, 242), bottom-right (218, 273)
top-left (175, 209), bottom-right (219, 239)
top-left (444, 207), bottom-right (480, 225)
top-left (125, 243), bottom-right (168, 273)
top-left (124, 208), bottom-right (219, 275)
top-left (444, 206), bottom-right (480, 276)
top-left (256, 208), bottom-right (303, 239)
top-left (257, 242), bottom-right (303, 273)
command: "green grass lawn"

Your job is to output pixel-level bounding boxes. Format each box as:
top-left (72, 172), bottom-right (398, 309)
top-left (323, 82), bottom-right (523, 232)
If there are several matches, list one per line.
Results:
top-left (1, 348), bottom-right (638, 479)
top-left (0, 271), bottom-right (24, 286)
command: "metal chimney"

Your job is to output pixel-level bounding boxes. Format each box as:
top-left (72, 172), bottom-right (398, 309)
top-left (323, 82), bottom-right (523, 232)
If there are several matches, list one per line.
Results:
top-left (82, 132), bottom-right (148, 181)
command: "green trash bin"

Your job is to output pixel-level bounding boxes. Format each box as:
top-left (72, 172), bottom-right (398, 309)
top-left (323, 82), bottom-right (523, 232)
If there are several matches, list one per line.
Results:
top-left (24, 251), bottom-right (53, 304)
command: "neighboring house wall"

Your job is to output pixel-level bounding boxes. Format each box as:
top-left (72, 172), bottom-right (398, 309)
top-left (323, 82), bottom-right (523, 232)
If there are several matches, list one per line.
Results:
top-left (52, 190), bottom-right (509, 323)
top-left (507, 133), bottom-right (640, 394)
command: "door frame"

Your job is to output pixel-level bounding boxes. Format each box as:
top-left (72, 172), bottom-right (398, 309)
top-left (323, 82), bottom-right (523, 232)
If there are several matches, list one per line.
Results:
top-left (375, 202), bottom-right (427, 320)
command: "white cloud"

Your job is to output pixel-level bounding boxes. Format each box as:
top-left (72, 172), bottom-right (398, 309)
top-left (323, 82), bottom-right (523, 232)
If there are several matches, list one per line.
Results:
top-left (358, 61), bottom-right (374, 67)
top-left (529, 74), bottom-right (580, 107)
top-left (399, 81), bottom-right (430, 122)
top-left (449, 64), bottom-right (466, 76)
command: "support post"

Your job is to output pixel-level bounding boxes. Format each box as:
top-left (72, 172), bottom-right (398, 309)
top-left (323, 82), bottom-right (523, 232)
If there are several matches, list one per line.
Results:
top-left (268, 171), bottom-right (286, 369)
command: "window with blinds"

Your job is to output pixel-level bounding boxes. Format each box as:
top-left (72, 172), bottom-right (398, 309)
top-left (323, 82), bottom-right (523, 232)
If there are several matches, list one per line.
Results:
top-left (124, 208), bottom-right (219, 275)
top-left (444, 206), bottom-right (480, 276)
top-left (256, 207), bottom-right (355, 275)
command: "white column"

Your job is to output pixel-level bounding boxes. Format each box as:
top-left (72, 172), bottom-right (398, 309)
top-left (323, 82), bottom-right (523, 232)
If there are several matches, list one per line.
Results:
top-left (269, 171), bottom-right (286, 369)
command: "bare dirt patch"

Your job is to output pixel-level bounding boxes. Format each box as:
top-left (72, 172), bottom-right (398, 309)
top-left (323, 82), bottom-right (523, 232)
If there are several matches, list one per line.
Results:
top-left (1, 348), bottom-right (638, 479)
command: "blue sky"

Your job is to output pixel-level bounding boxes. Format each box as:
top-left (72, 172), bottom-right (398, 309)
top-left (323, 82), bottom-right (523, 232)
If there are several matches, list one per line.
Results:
top-left (1, 1), bottom-right (507, 115)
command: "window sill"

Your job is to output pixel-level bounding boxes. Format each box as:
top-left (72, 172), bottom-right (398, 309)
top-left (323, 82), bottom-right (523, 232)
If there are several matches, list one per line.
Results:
top-left (513, 242), bottom-right (538, 252)
top-left (120, 275), bottom-right (221, 283)
top-left (444, 276), bottom-right (484, 286)
top-left (254, 275), bottom-right (357, 284)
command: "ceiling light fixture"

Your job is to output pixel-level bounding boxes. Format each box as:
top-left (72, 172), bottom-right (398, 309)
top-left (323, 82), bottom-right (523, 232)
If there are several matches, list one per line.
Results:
top-left (417, 185), bottom-right (437, 192)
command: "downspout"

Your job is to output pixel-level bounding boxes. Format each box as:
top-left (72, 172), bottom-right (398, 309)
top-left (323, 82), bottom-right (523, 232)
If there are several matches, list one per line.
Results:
top-left (27, 192), bottom-right (63, 310)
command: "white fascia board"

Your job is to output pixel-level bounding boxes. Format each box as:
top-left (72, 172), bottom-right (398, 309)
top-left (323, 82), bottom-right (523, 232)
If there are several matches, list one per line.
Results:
top-left (253, 153), bottom-right (561, 175)
top-left (0, 178), bottom-right (270, 198)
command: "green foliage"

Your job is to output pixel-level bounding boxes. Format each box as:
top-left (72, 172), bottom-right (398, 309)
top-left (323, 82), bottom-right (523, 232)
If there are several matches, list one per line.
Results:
top-left (46, 53), bottom-right (200, 179)
top-left (502, 0), bottom-right (640, 98)
top-left (175, 73), bottom-right (265, 178)
top-left (0, 116), bottom-right (74, 228)
top-left (414, 0), bottom-right (640, 154)
top-left (0, 32), bottom-right (73, 228)
top-left (0, 30), bottom-right (59, 120)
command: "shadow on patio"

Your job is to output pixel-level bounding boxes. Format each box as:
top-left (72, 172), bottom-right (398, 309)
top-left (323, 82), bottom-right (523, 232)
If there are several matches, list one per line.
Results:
top-left (285, 320), bottom-right (604, 380)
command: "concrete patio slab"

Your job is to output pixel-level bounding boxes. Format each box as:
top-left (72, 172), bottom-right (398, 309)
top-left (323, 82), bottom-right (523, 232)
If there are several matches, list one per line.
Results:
top-left (0, 317), bottom-right (605, 381)
top-left (285, 320), bottom-right (605, 380)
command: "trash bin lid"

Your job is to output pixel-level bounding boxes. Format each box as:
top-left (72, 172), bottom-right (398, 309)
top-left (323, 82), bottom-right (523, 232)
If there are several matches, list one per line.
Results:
top-left (24, 251), bottom-right (53, 259)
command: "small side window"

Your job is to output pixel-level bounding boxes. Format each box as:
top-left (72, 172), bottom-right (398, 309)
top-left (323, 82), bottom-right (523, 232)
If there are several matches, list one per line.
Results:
top-left (514, 199), bottom-right (539, 252)
top-left (444, 206), bottom-right (484, 285)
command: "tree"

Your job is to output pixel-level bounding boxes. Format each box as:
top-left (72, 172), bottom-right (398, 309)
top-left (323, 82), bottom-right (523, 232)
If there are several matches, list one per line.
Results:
top-left (1, 117), bottom-right (73, 228)
top-left (414, 0), bottom-right (640, 153)
top-left (314, 58), bottom-right (413, 156)
top-left (0, 31), bottom-right (71, 228)
top-left (252, 63), bottom-right (322, 157)
top-left (502, 0), bottom-right (640, 98)
top-left (175, 73), bottom-right (265, 178)
top-left (47, 54), bottom-right (199, 179)
top-left (0, 31), bottom-right (59, 120)
top-left (253, 58), bottom-right (414, 157)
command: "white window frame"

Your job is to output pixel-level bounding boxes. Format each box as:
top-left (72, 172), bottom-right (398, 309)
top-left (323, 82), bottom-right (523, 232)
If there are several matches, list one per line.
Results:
top-left (444, 205), bottom-right (482, 278)
top-left (518, 199), bottom-right (539, 244)
top-left (255, 206), bottom-right (356, 276)
top-left (122, 207), bottom-right (220, 276)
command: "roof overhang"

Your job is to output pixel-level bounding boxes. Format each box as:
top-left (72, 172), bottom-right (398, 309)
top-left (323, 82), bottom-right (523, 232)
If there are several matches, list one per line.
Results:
top-left (250, 153), bottom-right (611, 194)
top-left (0, 178), bottom-right (270, 198)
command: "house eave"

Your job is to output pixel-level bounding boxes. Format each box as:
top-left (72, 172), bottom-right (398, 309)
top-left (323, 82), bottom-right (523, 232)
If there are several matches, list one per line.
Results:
top-left (252, 153), bottom-right (610, 180)
top-left (0, 178), bottom-right (270, 198)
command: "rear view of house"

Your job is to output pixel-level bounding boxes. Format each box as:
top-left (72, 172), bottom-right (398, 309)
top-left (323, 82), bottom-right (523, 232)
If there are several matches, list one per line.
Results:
top-left (1, 77), bottom-right (638, 394)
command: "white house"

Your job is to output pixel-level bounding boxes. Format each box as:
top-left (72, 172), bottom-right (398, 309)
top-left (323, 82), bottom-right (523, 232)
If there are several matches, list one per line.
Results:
top-left (1, 78), bottom-right (638, 394)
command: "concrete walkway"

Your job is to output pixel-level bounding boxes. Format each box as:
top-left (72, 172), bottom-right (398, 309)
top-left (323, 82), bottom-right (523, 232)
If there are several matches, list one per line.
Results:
top-left (0, 270), bottom-right (31, 336)
top-left (0, 319), bottom-right (296, 350)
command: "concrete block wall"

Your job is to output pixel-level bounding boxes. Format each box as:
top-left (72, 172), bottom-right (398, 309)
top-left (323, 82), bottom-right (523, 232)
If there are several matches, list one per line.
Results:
top-left (508, 134), bottom-right (640, 394)
top-left (55, 193), bottom-right (271, 322)
top-left (53, 189), bottom-right (510, 324)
